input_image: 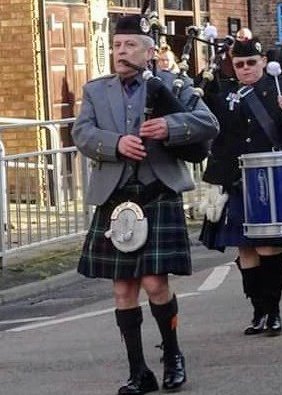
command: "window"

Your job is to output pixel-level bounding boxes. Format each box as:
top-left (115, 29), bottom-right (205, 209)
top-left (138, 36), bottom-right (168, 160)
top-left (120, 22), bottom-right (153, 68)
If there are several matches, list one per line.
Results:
top-left (200, 0), bottom-right (209, 12)
top-left (109, 0), bottom-right (122, 5)
top-left (164, 1), bottom-right (193, 11)
top-left (125, 0), bottom-right (141, 6)
top-left (47, 0), bottom-right (87, 3)
top-left (109, 0), bottom-right (141, 6)
top-left (277, 3), bottom-right (282, 42)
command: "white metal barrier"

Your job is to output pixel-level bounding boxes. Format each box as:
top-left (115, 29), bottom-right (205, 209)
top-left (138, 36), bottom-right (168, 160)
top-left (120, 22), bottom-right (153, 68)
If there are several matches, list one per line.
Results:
top-left (0, 119), bottom-right (91, 269)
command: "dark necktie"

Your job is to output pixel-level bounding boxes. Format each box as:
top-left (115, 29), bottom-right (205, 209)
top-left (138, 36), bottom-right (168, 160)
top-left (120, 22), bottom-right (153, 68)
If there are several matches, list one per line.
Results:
top-left (123, 78), bottom-right (139, 97)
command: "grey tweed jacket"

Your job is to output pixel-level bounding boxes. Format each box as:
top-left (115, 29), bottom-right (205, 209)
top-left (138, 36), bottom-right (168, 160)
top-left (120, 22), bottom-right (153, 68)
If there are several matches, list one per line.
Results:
top-left (72, 71), bottom-right (219, 205)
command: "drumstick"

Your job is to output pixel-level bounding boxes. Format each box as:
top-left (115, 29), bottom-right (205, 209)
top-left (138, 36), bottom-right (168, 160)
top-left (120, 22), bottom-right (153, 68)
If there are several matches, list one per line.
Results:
top-left (266, 61), bottom-right (282, 96)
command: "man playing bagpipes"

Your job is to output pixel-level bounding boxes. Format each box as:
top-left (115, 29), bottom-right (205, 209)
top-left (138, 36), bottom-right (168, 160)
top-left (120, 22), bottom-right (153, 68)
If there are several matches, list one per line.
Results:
top-left (71, 7), bottom-right (219, 395)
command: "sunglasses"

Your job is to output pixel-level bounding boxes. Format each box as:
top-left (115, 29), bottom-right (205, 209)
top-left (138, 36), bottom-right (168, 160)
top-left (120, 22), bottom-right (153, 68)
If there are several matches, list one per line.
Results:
top-left (233, 59), bottom-right (258, 69)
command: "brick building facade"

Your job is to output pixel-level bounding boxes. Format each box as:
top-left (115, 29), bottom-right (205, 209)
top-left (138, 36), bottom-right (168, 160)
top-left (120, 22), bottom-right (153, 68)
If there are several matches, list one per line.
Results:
top-left (0, 0), bottom-right (40, 153)
top-left (2, 0), bottom-right (273, 157)
top-left (249, 0), bottom-right (280, 52)
top-left (0, 0), bottom-right (36, 120)
top-left (209, 0), bottom-right (249, 38)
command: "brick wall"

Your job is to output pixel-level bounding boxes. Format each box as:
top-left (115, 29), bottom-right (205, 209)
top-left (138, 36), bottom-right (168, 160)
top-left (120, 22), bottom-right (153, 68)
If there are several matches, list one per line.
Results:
top-left (0, 0), bottom-right (37, 154)
top-left (209, 0), bottom-right (249, 38)
top-left (249, 0), bottom-right (278, 51)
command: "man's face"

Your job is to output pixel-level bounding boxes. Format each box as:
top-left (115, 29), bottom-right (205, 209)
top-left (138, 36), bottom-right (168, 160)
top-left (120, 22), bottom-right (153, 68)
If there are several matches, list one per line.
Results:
top-left (113, 34), bottom-right (154, 78)
top-left (232, 55), bottom-right (267, 85)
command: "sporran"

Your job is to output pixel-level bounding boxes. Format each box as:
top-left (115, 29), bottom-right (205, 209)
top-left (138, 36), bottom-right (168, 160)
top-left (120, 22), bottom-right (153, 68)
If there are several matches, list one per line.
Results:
top-left (104, 201), bottom-right (148, 252)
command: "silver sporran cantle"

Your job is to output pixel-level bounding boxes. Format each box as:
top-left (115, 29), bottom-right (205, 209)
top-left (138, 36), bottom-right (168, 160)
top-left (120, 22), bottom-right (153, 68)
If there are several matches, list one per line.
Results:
top-left (104, 201), bottom-right (148, 252)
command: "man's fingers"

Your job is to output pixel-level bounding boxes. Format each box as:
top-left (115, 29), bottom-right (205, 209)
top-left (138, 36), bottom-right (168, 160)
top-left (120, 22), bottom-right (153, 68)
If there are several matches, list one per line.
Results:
top-left (140, 117), bottom-right (167, 139)
top-left (118, 135), bottom-right (146, 159)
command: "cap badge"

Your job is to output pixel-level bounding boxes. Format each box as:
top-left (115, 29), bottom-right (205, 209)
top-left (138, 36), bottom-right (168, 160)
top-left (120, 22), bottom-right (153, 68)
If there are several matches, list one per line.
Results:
top-left (255, 42), bottom-right (262, 53)
top-left (140, 17), bottom-right (150, 34)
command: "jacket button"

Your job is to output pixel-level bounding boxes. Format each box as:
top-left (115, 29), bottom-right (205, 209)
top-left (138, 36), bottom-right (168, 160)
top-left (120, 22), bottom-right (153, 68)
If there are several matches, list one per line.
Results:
top-left (185, 130), bottom-right (191, 139)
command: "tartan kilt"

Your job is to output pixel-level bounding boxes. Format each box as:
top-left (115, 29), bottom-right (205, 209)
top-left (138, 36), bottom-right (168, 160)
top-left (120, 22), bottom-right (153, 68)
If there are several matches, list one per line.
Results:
top-left (78, 183), bottom-right (192, 280)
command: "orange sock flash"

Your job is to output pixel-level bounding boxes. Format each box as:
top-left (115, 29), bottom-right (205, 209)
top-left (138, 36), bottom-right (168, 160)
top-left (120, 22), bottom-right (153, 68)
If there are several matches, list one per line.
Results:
top-left (171, 315), bottom-right (178, 330)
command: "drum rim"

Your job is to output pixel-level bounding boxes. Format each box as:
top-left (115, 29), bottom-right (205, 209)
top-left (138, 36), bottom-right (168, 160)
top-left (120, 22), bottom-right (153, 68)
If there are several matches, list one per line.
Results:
top-left (240, 151), bottom-right (282, 160)
top-left (239, 152), bottom-right (282, 167)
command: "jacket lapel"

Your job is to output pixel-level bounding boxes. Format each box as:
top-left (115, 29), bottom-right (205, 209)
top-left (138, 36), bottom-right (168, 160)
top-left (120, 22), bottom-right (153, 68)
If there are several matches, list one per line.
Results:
top-left (107, 76), bottom-right (125, 134)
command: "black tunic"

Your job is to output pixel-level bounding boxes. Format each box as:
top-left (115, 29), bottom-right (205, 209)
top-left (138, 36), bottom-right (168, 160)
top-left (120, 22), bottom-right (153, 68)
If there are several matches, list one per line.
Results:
top-left (200, 73), bottom-right (282, 249)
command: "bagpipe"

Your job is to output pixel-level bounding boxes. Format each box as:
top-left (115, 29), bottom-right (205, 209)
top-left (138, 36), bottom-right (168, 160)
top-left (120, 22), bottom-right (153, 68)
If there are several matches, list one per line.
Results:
top-left (131, 1), bottom-right (234, 163)
top-left (183, 26), bottom-right (235, 109)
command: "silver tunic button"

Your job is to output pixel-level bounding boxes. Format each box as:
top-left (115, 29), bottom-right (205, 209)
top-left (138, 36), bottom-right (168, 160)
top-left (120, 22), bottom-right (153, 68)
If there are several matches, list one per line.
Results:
top-left (246, 137), bottom-right (251, 143)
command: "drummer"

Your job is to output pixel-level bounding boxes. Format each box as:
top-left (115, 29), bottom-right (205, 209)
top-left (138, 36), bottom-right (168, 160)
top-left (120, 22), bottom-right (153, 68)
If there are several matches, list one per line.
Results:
top-left (199, 37), bottom-right (282, 336)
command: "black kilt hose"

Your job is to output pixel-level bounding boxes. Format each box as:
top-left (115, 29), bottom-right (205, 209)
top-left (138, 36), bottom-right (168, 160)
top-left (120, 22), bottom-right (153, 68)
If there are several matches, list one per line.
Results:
top-left (78, 182), bottom-right (192, 280)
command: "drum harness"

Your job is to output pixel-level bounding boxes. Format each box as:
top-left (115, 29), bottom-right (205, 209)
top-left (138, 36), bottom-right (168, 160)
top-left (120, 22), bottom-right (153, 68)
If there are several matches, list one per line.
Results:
top-left (205, 86), bottom-right (282, 224)
top-left (237, 85), bottom-right (282, 150)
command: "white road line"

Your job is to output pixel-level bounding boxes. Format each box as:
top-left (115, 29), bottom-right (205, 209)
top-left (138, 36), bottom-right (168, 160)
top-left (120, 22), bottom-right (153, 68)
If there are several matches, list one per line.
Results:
top-left (0, 316), bottom-right (56, 325)
top-left (6, 308), bottom-right (116, 332)
top-left (177, 292), bottom-right (200, 298)
top-left (198, 266), bottom-right (231, 291)
top-left (6, 266), bottom-right (232, 333)
top-left (225, 261), bottom-right (236, 266)
top-left (6, 294), bottom-right (200, 333)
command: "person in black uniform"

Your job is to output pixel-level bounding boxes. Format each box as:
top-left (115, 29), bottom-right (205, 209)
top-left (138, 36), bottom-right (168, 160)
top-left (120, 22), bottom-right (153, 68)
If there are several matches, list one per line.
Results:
top-left (196, 27), bottom-right (253, 108)
top-left (200, 38), bottom-right (282, 337)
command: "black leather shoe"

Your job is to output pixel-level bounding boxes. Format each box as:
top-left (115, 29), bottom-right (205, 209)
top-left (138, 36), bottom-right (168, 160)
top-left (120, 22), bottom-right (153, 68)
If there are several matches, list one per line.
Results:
top-left (162, 353), bottom-right (186, 391)
top-left (265, 314), bottom-right (281, 337)
top-left (118, 369), bottom-right (159, 395)
top-left (244, 314), bottom-right (267, 335)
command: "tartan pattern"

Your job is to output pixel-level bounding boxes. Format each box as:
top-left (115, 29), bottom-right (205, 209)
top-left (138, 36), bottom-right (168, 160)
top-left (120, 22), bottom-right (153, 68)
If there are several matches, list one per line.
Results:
top-left (78, 184), bottom-right (192, 280)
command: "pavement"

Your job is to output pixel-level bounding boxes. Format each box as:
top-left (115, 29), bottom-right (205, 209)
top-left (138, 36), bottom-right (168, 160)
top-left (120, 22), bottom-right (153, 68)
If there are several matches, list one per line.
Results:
top-left (0, 221), bottom-right (203, 305)
top-left (0, 235), bottom-right (84, 305)
top-left (1, 252), bottom-right (281, 395)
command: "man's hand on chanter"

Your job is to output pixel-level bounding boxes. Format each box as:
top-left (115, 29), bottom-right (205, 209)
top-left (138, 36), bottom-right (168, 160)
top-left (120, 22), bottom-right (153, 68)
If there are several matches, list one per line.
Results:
top-left (140, 117), bottom-right (169, 140)
top-left (118, 135), bottom-right (147, 161)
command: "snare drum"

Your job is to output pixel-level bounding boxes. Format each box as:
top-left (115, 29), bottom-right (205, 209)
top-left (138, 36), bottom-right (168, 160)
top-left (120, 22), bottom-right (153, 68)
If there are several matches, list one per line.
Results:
top-left (240, 151), bottom-right (282, 238)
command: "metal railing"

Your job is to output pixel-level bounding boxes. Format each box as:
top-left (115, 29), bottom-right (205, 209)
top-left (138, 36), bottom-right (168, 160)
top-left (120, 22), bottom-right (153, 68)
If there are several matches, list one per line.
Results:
top-left (0, 118), bottom-right (91, 269)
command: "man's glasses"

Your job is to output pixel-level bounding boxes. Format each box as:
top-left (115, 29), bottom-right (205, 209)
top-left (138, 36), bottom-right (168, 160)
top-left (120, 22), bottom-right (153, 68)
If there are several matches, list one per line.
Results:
top-left (233, 59), bottom-right (258, 69)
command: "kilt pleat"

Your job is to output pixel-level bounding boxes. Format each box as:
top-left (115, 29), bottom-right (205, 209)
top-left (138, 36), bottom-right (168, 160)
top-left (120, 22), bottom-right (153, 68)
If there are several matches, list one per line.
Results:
top-left (78, 184), bottom-right (192, 280)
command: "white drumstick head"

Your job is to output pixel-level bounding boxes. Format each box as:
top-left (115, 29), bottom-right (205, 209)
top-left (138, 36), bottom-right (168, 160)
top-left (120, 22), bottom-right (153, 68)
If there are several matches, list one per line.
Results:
top-left (204, 25), bottom-right (218, 40)
top-left (266, 61), bottom-right (282, 77)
